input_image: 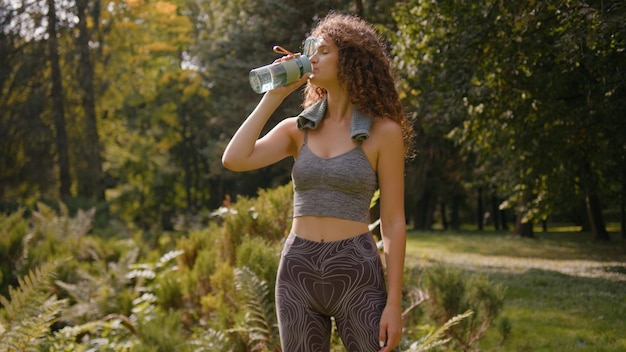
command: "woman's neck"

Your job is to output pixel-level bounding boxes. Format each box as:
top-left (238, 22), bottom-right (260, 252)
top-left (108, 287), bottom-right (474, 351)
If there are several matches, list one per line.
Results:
top-left (325, 90), bottom-right (353, 122)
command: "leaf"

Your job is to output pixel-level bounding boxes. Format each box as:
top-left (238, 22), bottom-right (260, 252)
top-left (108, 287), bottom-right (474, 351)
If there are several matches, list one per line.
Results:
top-left (0, 261), bottom-right (68, 351)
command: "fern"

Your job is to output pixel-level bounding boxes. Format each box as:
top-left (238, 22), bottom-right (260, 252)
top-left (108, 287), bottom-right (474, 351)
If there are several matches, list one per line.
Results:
top-left (188, 328), bottom-right (234, 352)
top-left (0, 261), bottom-right (68, 351)
top-left (232, 266), bottom-right (280, 351)
top-left (406, 310), bottom-right (473, 352)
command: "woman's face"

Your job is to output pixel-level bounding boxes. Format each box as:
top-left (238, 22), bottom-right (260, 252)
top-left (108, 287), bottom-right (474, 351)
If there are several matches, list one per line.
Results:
top-left (308, 36), bottom-right (339, 88)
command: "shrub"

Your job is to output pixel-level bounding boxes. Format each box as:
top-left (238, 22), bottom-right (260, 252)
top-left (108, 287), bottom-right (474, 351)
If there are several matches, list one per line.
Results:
top-left (423, 264), bottom-right (507, 351)
top-left (235, 235), bottom-right (280, 295)
top-left (0, 209), bottom-right (29, 297)
top-left (216, 183), bottom-right (293, 264)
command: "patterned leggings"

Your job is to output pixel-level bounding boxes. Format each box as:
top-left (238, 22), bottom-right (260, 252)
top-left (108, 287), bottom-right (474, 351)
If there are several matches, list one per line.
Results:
top-left (276, 231), bottom-right (391, 352)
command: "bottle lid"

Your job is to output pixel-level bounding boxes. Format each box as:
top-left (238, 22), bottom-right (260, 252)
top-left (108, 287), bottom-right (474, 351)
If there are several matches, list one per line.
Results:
top-left (299, 55), bottom-right (312, 74)
top-left (302, 37), bottom-right (319, 57)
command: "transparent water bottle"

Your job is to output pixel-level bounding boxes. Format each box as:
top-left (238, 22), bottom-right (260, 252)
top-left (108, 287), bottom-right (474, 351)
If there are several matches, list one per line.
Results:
top-left (249, 46), bottom-right (312, 94)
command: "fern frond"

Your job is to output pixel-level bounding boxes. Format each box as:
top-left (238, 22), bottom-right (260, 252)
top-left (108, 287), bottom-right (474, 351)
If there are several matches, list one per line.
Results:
top-left (234, 267), bottom-right (278, 350)
top-left (159, 249), bottom-right (185, 266)
top-left (0, 261), bottom-right (68, 351)
top-left (189, 328), bottom-right (234, 352)
top-left (406, 310), bottom-right (473, 352)
top-left (1, 262), bottom-right (56, 320)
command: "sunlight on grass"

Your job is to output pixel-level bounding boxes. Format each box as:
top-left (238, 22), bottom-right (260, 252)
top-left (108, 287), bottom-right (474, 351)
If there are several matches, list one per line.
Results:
top-left (406, 229), bottom-right (626, 352)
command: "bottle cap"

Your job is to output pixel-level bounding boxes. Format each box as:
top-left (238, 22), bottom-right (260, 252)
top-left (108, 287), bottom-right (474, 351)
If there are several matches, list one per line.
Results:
top-left (302, 37), bottom-right (320, 57)
top-left (299, 55), bottom-right (312, 74)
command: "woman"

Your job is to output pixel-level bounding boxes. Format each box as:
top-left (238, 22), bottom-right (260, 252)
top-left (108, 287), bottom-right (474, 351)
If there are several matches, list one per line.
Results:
top-left (222, 12), bottom-right (413, 352)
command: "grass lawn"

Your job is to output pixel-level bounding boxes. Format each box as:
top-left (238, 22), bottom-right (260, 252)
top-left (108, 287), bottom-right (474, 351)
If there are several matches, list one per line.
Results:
top-left (405, 228), bottom-right (626, 352)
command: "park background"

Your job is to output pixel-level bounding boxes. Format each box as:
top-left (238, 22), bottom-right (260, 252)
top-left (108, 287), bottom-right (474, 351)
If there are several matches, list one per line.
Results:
top-left (1, 0), bottom-right (625, 351)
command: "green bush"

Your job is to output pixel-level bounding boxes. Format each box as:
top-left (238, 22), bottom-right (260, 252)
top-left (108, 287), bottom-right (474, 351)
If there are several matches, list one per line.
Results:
top-left (218, 183), bottom-right (293, 264)
top-left (0, 209), bottom-right (29, 297)
top-left (0, 184), bottom-right (503, 351)
top-left (235, 235), bottom-right (280, 294)
top-left (423, 264), bottom-right (507, 351)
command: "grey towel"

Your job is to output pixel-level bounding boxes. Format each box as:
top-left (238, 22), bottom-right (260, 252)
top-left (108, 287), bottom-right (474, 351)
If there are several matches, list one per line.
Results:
top-left (296, 98), bottom-right (372, 142)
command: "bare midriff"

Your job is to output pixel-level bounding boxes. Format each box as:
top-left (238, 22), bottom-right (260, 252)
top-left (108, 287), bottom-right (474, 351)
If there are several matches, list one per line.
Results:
top-left (291, 216), bottom-right (370, 242)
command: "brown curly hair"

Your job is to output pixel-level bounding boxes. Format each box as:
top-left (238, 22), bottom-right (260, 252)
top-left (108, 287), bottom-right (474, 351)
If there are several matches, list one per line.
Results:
top-left (303, 12), bottom-right (414, 157)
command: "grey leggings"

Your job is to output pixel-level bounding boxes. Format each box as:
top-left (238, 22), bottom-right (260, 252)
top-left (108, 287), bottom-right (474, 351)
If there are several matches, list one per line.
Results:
top-left (276, 231), bottom-right (391, 352)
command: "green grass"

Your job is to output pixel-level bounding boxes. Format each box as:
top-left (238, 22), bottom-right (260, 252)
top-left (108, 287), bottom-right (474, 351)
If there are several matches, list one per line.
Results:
top-left (405, 229), bottom-right (626, 352)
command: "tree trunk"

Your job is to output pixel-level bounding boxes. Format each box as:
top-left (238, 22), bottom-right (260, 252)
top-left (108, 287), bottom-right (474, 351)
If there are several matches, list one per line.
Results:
top-left (513, 213), bottom-right (534, 238)
top-left (413, 189), bottom-right (435, 230)
top-left (46, 0), bottom-right (71, 201)
top-left (490, 192), bottom-right (500, 231)
top-left (477, 186), bottom-right (484, 231)
top-left (622, 167), bottom-right (626, 239)
top-left (580, 161), bottom-right (609, 240)
top-left (585, 193), bottom-right (610, 240)
top-left (440, 203), bottom-right (448, 230)
top-left (620, 196), bottom-right (626, 239)
top-left (578, 200), bottom-right (592, 232)
top-left (514, 200), bottom-right (534, 238)
top-left (451, 195), bottom-right (461, 231)
top-left (620, 195), bottom-right (626, 239)
top-left (354, 0), bottom-right (363, 16)
top-left (76, 0), bottom-right (105, 202)
top-left (500, 208), bottom-right (509, 231)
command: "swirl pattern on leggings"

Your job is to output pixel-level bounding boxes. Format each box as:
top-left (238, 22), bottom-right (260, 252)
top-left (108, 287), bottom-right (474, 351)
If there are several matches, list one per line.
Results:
top-left (276, 232), bottom-right (393, 352)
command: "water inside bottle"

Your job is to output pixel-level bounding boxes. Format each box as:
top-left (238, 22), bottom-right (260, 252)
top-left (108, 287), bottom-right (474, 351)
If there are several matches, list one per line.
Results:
top-left (249, 64), bottom-right (288, 94)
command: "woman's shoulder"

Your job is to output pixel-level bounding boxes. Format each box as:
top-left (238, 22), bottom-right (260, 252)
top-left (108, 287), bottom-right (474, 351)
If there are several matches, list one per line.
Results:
top-left (362, 116), bottom-right (404, 163)
top-left (274, 116), bottom-right (301, 133)
top-left (370, 116), bottom-right (403, 139)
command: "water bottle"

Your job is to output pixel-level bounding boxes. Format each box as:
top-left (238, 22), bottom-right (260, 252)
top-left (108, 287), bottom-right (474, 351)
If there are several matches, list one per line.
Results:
top-left (249, 47), bottom-right (312, 94)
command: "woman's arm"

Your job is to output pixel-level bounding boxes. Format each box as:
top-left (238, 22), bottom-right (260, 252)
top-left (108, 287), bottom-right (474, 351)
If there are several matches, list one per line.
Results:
top-left (222, 74), bottom-right (309, 172)
top-left (375, 119), bottom-right (407, 352)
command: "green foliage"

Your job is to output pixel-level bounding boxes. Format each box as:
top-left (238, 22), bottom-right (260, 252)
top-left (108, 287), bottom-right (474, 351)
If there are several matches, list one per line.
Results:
top-left (0, 183), bottom-right (509, 351)
top-left (422, 264), bottom-right (507, 351)
top-left (48, 316), bottom-right (136, 351)
top-left (231, 266), bottom-right (280, 351)
top-left (235, 236), bottom-right (280, 297)
top-left (218, 183), bottom-right (293, 264)
top-left (177, 226), bottom-right (220, 300)
top-left (406, 310), bottom-right (474, 352)
top-left (392, 0), bottom-right (626, 233)
top-left (0, 209), bottom-right (30, 297)
top-left (0, 261), bottom-right (68, 352)
top-left (249, 185), bottom-right (294, 242)
top-left (134, 310), bottom-right (192, 352)
top-left (187, 327), bottom-right (234, 352)
top-left (47, 249), bottom-right (189, 351)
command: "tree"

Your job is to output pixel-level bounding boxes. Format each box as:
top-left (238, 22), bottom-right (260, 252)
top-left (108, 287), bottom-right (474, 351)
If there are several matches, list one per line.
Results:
top-left (392, 0), bottom-right (625, 238)
top-left (391, 0), bottom-right (490, 231)
top-left (94, 0), bottom-right (201, 227)
top-left (0, 0), bottom-right (58, 209)
top-left (75, 0), bottom-right (105, 203)
top-left (46, 0), bottom-right (71, 201)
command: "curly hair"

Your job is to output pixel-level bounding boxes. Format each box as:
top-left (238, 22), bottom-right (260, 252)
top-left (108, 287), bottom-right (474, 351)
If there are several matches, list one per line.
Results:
top-left (303, 12), bottom-right (414, 157)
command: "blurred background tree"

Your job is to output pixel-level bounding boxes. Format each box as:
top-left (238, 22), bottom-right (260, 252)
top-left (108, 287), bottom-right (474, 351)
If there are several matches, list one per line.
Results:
top-left (1, 0), bottom-right (624, 236)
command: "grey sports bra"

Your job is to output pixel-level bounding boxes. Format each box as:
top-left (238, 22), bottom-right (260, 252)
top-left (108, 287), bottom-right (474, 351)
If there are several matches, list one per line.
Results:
top-left (291, 129), bottom-right (378, 224)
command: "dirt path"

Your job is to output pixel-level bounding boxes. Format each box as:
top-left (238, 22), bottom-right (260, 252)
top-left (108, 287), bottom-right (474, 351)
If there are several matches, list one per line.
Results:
top-left (406, 248), bottom-right (626, 282)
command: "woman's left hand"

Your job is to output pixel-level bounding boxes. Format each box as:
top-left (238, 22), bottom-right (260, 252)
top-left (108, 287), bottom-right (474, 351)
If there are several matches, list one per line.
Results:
top-left (378, 303), bottom-right (403, 351)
